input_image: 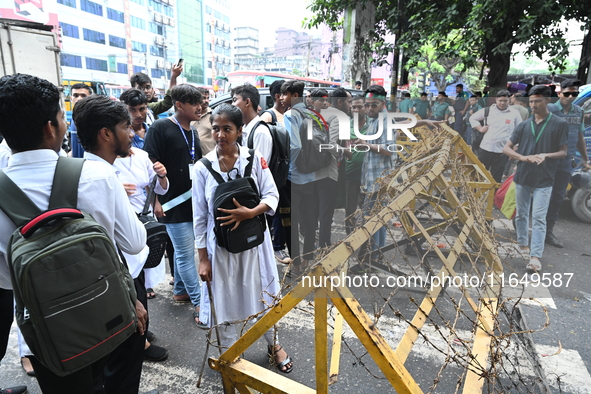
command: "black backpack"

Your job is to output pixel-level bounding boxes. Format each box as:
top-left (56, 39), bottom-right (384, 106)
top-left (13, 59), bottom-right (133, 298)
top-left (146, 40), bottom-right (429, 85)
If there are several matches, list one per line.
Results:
top-left (291, 107), bottom-right (331, 174)
top-left (247, 111), bottom-right (290, 189)
top-left (137, 175), bottom-right (168, 269)
top-left (199, 149), bottom-right (267, 253)
top-left (0, 157), bottom-right (138, 376)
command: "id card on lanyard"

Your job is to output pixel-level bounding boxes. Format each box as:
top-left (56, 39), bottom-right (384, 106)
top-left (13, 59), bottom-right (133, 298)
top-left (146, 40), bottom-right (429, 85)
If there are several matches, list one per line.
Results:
top-left (172, 116), bottom-right (196, 179)
top-left (530, 113), bottom-right (552, 144)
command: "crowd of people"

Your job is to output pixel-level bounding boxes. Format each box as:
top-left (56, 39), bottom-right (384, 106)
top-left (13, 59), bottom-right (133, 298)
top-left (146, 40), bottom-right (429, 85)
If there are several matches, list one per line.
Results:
top-left (0, 70), bottom-right (589, 394)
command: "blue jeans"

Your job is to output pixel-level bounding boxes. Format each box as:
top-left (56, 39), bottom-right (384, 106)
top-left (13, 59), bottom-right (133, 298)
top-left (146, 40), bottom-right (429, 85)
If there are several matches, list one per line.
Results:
top-left (546, 157), bottom-right (574, 224)
top-left (164, 222), bottom-right (200, 307)
top-left (514, 184), bottom-right (552, 258)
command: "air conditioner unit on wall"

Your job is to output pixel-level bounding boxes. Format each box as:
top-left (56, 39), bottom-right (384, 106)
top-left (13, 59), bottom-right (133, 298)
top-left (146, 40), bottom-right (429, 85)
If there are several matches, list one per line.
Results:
top-left (154, 36), bottom-right (164, 45)
top-left (154, 13), bottom-right (163, 22)
top-left (156, 59), bottom-right (164, 68)
top-left (169, 19), bottom-right (176, 27)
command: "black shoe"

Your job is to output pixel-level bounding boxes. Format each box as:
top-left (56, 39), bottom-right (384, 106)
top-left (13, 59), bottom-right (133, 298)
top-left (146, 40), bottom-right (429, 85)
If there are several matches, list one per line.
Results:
top-left (1, 386), bottom-right (27, 394)
top-left (545, 232), bottom-right (564, 248)
top-left (144, 344), bottom-right (169, 361)
top-left (146, 330), bottom-right (155, 343)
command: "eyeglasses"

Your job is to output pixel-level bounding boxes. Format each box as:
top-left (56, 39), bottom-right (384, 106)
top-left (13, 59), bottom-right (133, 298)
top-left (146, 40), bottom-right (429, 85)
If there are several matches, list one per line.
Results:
top-left (364, 103), bottom-right (381, 109)
top-left (562, 92), bottom-right (579, 98)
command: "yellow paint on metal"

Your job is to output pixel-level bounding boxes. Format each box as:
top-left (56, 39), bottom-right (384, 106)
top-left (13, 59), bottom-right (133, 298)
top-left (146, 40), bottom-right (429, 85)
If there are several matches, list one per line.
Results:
top-left (315, 291), bottom-right (329, 394)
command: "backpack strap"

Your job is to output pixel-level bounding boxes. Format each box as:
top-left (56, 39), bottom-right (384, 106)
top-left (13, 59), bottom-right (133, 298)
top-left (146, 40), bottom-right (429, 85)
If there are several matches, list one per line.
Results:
top-left (263, 109), bottom-right (278, 124)
top-left (483, 106), bottom-right (490, 126)
top-left (247, 120), bottom-right (269, 150)
top-left (48, 157), bottom-right (85, 209)
top-left (141, 175), bottom-right (158, 216)
top-left (244, 149), bottom-right (255, 178)
top-left (199, 157), bottom-right (226, 184)
top-left (0, 171), bottom-right (42, 228)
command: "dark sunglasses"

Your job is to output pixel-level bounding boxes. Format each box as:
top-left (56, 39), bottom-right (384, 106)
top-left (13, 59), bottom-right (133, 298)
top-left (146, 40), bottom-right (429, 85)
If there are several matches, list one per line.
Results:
top-left (562, 92), bottom-right (579, 97)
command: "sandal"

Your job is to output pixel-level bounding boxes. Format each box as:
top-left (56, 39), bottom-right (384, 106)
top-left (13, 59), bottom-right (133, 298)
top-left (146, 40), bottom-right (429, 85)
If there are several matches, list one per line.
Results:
top-left (194, 308), bottom-right (208, 330)
top-left (526, 258), bottom-right (542, 272)
top-left (268, 345), bottom-right (294, 373)
top-left (146, 288), bottom-right (156, 299)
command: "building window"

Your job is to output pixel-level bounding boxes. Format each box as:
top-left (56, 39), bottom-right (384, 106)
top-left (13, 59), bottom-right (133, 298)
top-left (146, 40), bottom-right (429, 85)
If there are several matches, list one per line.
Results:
top-left (207, 78), bottom-right (212, 85)
top-left (80, 0), bottom-right (102, 16)
top-left (206, 24), bottom-right (211, 33)
top-left (57, 0), bottom-right (76, 8)
top-left (132, 41), bottom-right (147, 52)
top-left (151, 69), bottom-right (164, 79)
top-left (60, 53), bottom-right (82, 68)
top-left (214, 28), bottom-right (223, 37)
top-left (205, 5), bottom-right (212, 14)
top-left (83, 28), bottom-right (105, 44)
top-left (214, 10), bottom-right (221, 19)
top-left (207, 42), bottom-right (211, 50)
top-left (207, 60), bottom-right (212, 68)
top-left (117, 63), bottom-right (128, 74)
top-left (133, 65), bottom-right (143, 74)
top-left (149, 23), bottom-right (163, 35)
top-left (224, 48), bottom-right (230, 56)
top-left (223, 15), bottom-right (230, 24)
top-left (86, 57), bottom-right (108, 71)
top-left (150, 45), bottom-right (163, 57)
top-left (130, 0), bottom-right (144, 5)
top-left (109, 35), bottom-right (126, 49)
top-left (60, 22), bottom-right (79, 38)
top-left (107, 8), bottom-right (124, 23)
top-left (215, 45), bottom-right (222, 54)
top-left (148, 0), bottom-right (161, 12)
top-left (164, 6), bottom-right (173, 17)
top-left (131, 16), bottom-right (145, 30)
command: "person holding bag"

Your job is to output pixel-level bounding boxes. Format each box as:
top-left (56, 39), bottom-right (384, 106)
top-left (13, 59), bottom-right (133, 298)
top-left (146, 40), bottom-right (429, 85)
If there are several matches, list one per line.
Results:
top-left (192, 104), bottom-right (293, 373)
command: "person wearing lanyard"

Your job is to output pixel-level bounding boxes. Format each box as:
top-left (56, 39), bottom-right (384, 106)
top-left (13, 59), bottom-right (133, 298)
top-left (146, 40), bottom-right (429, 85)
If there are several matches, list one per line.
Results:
top-left (502, 85), bottom-right (568, 272)
top-left (143, 84), bottom-right (205, 325)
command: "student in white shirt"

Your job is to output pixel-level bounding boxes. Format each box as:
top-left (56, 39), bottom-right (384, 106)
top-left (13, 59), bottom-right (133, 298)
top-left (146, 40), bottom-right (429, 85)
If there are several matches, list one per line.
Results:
top-left (193, 104), bottom-right (293, 373)
top-left (231, 83), bottom-right (273, 162)
top-left (0, 74), bottom-right (146, 394)
top-left (74, 94), bottom-right (150, 394)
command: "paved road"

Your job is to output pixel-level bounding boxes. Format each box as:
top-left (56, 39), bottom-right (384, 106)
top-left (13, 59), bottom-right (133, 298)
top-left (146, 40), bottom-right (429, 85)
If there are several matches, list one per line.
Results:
top-left (2, 199), bottom-right (591, 393)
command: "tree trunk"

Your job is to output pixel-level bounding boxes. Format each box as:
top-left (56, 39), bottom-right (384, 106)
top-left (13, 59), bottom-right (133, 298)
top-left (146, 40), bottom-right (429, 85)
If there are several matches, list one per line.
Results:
top-left (486, 47), bottom-right (512, 92)
top-left (577, 30), bottom-right (591, 84)
top-left (342, 4), bottom-right (374, 88)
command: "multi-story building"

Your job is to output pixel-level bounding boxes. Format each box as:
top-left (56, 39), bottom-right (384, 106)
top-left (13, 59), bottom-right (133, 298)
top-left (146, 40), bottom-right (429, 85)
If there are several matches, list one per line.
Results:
top-left (202, 0), bottom-right (232, 89)
top-left (57, 0), bottom-right (179, 90)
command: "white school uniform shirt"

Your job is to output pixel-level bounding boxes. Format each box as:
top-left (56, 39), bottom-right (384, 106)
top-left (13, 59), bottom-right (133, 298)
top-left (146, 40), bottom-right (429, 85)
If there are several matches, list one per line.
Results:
top-left (469, 104), bottom-right (522, 153)
top-left (241, 115), bottom-right (273, 163)
top-left (114, 147), bottom-right (169, 283)
top-left (192, 146), bottom-right (279, 326)
top-left (0, 150), bottom-right (146, 289)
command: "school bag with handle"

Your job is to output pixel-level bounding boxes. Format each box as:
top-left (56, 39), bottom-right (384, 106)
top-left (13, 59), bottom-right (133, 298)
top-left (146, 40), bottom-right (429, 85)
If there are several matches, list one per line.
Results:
top-left (137, 175), bottom-right (168, 268)
top-left (199, 149), bottom-right (266, 253)
top-left (247, 112), bottom-right (290, 189)
top-left (291, 106), bottom-right (331, 174)
top-left (0, 157), bottom-right (138, 376)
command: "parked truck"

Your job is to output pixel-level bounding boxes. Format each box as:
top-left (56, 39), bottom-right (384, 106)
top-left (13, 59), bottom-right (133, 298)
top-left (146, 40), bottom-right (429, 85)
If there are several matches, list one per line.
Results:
top-left (0, 18), bottom-right (61, 86)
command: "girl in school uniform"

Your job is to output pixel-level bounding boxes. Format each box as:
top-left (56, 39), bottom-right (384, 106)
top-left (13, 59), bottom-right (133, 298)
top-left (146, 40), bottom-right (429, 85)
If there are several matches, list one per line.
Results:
top-left (192, 104), bottom-right (293, 373)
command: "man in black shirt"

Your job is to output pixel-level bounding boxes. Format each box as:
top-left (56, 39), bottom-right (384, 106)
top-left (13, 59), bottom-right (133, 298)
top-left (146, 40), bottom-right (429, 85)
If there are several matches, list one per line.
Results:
top-left (144, 84), bottom-right (204, 325)
top-left (503, 85), bottom-right (568, 272)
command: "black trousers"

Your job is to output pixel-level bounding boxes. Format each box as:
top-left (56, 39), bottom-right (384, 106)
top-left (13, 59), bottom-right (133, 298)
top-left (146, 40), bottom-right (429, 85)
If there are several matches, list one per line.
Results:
top-left (478, 148), bottom-right (509, 184)
top-left (0, 288), bottom-right (13, 362)
top-left (30, 355), bottom-right (108, 394)
top-left (315, 178), bottom-right (338, 248)
top-left (103, 271), bottom-right (147, 394)
top-left (291, 181), bottom-right (318, 267)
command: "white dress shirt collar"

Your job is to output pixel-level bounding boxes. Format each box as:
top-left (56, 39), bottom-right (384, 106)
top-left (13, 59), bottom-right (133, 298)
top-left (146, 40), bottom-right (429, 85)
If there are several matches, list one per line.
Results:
top-left (8, 149), bottom-right (59, 167)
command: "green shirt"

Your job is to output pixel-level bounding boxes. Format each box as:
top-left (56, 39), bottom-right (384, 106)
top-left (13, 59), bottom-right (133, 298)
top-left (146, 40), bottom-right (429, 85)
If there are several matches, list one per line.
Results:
top-left (399, 98), bottom-right (413, 113)
top-left (345, 117), bottom-right (369, 180)
top-left (413, 100), bottom-right (431, 119)
top-left (148, 89), bottom-right (173, 116)
top-left (431, 102), bottom-right (450, 119)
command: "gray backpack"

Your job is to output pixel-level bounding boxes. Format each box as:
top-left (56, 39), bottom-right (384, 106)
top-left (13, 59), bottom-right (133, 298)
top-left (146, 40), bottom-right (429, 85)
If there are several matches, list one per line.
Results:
top-left (0, 157), bottom-right (138, 376)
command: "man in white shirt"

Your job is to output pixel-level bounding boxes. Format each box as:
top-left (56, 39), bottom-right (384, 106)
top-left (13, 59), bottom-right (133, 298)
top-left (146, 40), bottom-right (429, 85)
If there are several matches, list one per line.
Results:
top-left (470, 90), bottom-right (523, 183)
top-left (0, 74), bottom-right (146, 393)
top-left (231, 83), bottom-right (273, 162)
top-left (74, 95), bottom-right (156, 393)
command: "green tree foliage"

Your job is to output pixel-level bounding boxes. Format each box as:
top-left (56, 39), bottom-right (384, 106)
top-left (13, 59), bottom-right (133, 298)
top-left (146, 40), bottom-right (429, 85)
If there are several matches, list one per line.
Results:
top-left (307, 0), bottom-right (591, 89)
